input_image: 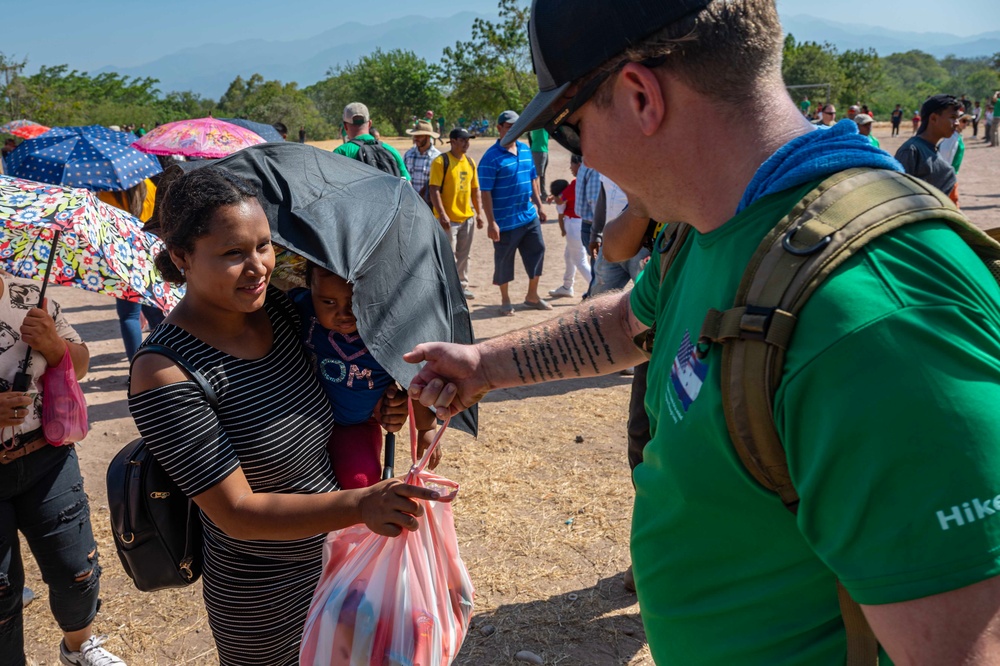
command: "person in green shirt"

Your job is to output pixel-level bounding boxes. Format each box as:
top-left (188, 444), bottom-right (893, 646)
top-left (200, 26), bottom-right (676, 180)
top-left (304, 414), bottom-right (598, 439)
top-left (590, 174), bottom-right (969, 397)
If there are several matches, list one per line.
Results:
top-left (401, 0), bottom-right (1000, 664)
top-left (332, 102), bottom-right (410, 180)
top-left (854, 113), bottom-right (880, 148)
top-left (528, 128), bottom-right (550, 199)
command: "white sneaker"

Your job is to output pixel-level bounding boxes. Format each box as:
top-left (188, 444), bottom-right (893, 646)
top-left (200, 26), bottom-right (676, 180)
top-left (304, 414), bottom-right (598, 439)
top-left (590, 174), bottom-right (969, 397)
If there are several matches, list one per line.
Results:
top-left (60, 636), bottom-right (126, 666)
top-left (548, 285), bottom-right (574, 298)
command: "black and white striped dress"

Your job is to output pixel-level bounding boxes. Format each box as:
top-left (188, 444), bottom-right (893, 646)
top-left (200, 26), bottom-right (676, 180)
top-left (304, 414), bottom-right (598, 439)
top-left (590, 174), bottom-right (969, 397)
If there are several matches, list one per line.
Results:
top-left (129, 288), bottom-right (338, 666)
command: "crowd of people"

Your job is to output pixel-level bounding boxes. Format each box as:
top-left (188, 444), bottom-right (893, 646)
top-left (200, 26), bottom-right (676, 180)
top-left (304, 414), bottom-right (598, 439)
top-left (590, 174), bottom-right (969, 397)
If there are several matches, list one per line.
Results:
top-left (3, 0), bottom-right (1000, 664)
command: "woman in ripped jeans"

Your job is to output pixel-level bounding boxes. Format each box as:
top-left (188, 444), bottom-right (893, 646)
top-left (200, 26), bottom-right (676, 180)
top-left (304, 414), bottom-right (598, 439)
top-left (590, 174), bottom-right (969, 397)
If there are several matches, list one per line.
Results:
top-left (0, 274), bottom-right (125, 666)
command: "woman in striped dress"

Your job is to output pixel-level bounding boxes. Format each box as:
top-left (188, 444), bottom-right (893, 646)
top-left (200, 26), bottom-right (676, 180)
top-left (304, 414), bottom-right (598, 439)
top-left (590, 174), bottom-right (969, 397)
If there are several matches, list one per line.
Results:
top-left (128, 167), bottom-right (438, 666)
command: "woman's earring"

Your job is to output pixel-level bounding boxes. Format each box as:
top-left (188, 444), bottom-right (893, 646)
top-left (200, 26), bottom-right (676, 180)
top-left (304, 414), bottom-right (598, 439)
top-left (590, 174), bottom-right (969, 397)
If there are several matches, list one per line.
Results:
top-left (180, 267), bottom-right (185, 276)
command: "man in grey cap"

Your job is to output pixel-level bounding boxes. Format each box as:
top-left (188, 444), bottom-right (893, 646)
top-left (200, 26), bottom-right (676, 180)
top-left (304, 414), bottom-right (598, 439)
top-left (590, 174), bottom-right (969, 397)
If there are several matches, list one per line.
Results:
top-left (404, 1), bottom-right (1000, 664)
top-left (333, 102), bottom-right (410, 180)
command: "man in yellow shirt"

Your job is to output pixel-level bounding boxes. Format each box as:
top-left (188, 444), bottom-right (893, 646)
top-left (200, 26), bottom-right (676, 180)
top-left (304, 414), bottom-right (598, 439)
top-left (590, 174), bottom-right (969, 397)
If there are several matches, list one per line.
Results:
top-left (429, 128), bottom-right (486, 299)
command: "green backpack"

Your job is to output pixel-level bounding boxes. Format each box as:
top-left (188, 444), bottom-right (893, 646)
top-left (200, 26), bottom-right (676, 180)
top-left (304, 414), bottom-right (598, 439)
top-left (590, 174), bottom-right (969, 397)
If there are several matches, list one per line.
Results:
top-left (641, 167), bottom-right (1000, 666)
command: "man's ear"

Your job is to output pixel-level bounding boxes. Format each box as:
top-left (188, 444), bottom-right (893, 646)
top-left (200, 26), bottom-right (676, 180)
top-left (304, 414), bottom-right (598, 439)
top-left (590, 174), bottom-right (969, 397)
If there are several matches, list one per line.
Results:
top-left (617, 62), bottom-right (667, 138)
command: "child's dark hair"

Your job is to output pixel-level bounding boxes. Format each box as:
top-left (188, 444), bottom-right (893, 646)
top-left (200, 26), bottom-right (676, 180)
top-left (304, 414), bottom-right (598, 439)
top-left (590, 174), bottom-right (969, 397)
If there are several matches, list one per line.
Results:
top-left (154, 167), bottom-right (259, 284)
top-left (549, 179), bottom-right (569, 197)
top-left (304, 260), bottom-right (346, 287)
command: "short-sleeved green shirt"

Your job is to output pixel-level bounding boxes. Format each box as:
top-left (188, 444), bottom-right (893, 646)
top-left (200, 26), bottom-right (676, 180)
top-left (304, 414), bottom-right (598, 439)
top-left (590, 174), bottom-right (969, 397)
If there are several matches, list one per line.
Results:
top-left (332, 134), bottom-right (411, 181)
top-left (629, 181), bottom-right (1000, 665)
top-left (529, 128), bottom-right (549, 153)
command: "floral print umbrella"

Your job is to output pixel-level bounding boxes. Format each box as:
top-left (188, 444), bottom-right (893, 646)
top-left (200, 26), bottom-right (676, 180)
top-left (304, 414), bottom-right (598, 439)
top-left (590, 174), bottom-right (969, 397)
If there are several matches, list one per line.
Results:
top-left (0, 175), bottom-right (183, 311)
top-left (132, 117), bottom-right (266, 158)
top-left (0, 120), bottom-right (51, 140)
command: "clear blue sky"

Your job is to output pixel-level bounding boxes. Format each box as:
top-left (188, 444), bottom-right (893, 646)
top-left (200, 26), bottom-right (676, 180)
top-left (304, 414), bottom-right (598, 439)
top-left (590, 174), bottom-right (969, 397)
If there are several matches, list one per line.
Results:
top-left (4, 0), bottom-right (999, 72)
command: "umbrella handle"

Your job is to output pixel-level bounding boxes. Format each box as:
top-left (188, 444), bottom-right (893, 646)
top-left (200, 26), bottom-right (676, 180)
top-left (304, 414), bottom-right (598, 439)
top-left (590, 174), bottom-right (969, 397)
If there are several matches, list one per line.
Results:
top-left (381, 432), bottom-right (395, 480)
top-left (13, 229), bottom-right (62, 392)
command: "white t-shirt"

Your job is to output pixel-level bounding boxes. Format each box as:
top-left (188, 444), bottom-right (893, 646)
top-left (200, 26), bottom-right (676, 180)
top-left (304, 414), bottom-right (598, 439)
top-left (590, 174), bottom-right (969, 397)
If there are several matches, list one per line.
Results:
top-left (938, 133), bottom-right (961, 166)
top-left (0, 276), bottom-right (82, 435)
top-left (599, 175), bottom-right (629, 220)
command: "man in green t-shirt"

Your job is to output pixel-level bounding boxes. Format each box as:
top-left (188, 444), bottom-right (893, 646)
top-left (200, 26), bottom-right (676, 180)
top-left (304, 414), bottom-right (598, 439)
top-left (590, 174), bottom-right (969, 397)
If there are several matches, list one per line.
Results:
top-left (529, 128), bottom-right (550, 199)
top-left (332, 101), bottom-right (410, 180)
top-left (401, 1), bottom-right (1000, 664)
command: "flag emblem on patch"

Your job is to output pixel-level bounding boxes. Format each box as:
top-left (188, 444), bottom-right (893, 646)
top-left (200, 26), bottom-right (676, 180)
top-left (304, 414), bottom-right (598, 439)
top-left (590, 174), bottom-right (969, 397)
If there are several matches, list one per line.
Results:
top-left (670, 329), bottom-right (708, 412)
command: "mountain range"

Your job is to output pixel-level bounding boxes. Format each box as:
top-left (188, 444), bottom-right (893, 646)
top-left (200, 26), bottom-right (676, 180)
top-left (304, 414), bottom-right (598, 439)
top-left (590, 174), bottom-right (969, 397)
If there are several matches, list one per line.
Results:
top-left (95, 13), bottom-right (1000, 99)
top-left (782, 15), bottom-right (1000, 59)
top-left (96, 12), bottom-right (494, 99)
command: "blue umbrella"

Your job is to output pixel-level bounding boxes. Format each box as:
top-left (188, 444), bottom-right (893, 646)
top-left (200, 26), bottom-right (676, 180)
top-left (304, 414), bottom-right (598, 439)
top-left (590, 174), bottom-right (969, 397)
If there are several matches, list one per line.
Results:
top-left (6, 125), bottom-right (162, 191)
top-left (218, 118), bottom-right (285, 142)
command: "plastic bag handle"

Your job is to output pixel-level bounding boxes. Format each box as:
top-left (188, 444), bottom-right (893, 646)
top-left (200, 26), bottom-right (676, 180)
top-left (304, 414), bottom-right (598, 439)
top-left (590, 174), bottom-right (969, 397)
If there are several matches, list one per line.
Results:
top-left (408, 398), bottom-right (449, 474)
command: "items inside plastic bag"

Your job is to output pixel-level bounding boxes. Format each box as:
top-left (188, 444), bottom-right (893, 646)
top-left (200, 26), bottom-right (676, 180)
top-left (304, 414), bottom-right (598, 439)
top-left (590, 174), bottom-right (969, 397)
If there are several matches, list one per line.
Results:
top-left (300, 403), bottom-right (474, 666)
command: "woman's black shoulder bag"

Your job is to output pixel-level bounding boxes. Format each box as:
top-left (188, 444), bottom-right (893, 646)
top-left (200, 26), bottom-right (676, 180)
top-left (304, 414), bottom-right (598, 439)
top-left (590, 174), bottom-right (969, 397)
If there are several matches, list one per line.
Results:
top-left (107, 344), bottom-right (218, 591)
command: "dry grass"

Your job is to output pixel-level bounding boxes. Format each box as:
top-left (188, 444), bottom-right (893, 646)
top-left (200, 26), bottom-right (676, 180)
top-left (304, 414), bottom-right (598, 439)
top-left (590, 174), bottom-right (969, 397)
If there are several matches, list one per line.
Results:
top-left (21, 381), bottom-right (648, 665)
top-left (20, 135), bottom-right (650, 666)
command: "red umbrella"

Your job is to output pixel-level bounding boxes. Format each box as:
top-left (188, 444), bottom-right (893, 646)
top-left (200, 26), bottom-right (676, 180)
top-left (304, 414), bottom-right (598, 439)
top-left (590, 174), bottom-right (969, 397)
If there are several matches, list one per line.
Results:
top-left (0, 120), bottom-right (51, 140)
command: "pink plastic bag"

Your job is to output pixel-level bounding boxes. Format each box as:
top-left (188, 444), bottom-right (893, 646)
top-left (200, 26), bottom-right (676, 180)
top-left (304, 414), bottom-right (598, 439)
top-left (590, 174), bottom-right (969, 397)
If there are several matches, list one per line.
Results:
top-left (300, 402), bottom-right (474, 666)
top-left (41, 342), bottom-right (88, 445)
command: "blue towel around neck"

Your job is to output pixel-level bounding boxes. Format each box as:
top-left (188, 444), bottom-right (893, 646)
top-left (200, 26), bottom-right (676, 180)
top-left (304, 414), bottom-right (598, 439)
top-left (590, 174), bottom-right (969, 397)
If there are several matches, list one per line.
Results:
top-left (737, 119), bottom-right (903, 214)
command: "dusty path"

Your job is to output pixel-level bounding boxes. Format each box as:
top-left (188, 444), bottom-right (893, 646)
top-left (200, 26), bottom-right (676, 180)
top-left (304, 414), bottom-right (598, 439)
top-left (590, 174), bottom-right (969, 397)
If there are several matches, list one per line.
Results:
top-left (20, 127), bottom-right (998, 664)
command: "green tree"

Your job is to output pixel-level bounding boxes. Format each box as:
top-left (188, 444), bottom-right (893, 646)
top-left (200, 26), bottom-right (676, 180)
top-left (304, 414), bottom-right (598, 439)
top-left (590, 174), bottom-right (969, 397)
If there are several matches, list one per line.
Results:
top-left (318, 49), bottom-right (442, 136)
top-left (217, 73), bottom-right (333, 139)
top-left (0, 53), bottom-right (28, 119)
top-left (782, 35), bottom-right (844, 105)
top-left (837, 49), bottom-right (882, 110)
top-left (965, 68), bottom-right (1000, 103)
top-left (440, 0), bottom-right (535, 123)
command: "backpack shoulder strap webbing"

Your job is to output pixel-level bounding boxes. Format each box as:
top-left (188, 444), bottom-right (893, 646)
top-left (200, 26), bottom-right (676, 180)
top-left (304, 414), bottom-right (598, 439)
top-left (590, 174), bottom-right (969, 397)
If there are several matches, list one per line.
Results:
top-left (697, 167), bottom-right (1000, 666)
top-left (634, 222), bottom-right (692, 355)
top-left (700, 167), bottom-right (995, 507)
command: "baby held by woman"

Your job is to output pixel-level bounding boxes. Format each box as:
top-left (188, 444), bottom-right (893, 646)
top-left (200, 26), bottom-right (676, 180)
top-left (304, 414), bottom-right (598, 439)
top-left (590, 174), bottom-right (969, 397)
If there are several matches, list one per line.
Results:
top-left (290, 263), bottom-right (440, 488)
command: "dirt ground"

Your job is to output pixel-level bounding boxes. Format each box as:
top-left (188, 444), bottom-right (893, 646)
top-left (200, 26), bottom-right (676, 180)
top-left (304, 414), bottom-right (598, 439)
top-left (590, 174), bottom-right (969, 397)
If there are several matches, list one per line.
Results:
top-left (18, 125), bottom-right (999, 665)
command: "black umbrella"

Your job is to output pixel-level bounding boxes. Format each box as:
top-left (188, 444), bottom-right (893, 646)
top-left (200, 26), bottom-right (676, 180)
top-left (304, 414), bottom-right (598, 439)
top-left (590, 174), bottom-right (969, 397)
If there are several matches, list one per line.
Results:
top-left (190, 143), bottom-right (477, 436)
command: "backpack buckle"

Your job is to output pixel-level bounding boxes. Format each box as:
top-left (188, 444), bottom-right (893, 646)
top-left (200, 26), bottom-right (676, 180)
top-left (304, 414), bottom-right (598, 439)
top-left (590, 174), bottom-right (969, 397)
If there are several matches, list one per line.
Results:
top-left (739, 305), bottom-right (776, 342)
top-left (782, 220), bottom-right (833, 256)
top-left (657, 228), bottom-right (676, 254)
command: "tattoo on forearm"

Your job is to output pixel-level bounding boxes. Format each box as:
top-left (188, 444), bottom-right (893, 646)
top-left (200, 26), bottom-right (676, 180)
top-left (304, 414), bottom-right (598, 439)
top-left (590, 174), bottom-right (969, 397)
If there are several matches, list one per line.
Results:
top-left (589, 308), bottom-right (614, 365)
top-left (507, 305), bottom-right (616, 384)
top-left (512, 347), bottom-right (527, 384)
top-left (518, 336), bottom-right (538, 383)
top-left (541, 326), bottom-right (564, 379)
top-left (553, 327), bottom-right (579, 375)
top-left (575, 309), bottom-right (601, 373)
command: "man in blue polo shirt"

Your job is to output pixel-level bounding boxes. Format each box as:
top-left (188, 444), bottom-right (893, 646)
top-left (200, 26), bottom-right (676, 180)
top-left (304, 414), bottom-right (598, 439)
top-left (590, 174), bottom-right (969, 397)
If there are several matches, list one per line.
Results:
top-left (479, 110), bottom-right (549, 316)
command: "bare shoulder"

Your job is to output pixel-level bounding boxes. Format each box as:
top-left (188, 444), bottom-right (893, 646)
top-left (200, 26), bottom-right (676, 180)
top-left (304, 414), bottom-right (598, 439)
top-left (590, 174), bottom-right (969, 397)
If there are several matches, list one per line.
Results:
top-left (129, 352), bottom-right (191, 396)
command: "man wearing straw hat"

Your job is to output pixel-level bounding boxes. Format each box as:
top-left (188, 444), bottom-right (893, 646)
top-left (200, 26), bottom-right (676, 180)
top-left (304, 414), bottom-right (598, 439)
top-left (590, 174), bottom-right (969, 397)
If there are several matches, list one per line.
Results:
top-left (405, 0), bottom-right (1000, 663)
top-left (404, 119), bottom-right (441, 205)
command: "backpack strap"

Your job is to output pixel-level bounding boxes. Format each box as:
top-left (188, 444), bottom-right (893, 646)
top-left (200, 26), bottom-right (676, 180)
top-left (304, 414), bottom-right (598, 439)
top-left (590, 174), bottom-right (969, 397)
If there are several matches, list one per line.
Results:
top-left (700, 167), bottom-right (991, 507)
top-left (697, 167), bottom-right (999, 666)
top-left (132, 344), bottom-right (219, 410)
top-left (633, 222), bottom-right (692, 355)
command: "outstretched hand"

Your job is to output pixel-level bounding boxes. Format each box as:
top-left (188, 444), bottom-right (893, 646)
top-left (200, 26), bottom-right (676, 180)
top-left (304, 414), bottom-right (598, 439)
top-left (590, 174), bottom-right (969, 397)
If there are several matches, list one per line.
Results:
top-left (403, 342), bottom-right (490, 419)
top-left (358, 479), bottom-right (439, 537)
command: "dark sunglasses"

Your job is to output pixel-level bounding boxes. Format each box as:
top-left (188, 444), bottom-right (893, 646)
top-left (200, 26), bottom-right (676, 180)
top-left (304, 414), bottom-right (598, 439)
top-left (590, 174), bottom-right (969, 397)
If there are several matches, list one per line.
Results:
top-left (545, 55), bottom-right (667, 156)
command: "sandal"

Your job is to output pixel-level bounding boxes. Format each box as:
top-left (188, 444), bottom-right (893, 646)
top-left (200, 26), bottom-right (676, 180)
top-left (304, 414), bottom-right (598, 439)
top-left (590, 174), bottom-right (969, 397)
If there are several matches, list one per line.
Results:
top-left (499, 304), bottom-right (515, 316)
top-left (522, 299), bottom-right (553, 311)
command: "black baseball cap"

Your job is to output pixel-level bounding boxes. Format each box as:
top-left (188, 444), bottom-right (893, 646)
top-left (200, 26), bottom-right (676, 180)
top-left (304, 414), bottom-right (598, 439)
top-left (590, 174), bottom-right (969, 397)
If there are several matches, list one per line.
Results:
top-left (449, 128), bottom-right (473, 140)
top-left (502, 0), bottom-right (713, 146)
top-left (920, 94), bottom-right (961, 119)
